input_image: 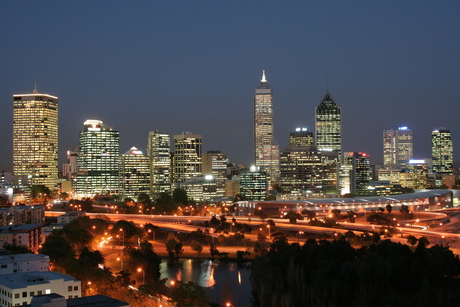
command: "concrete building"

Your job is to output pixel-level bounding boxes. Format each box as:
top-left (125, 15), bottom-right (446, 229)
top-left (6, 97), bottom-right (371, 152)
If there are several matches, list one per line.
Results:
top-left (254, 71), bottom-right (280, 186)
top-left (315, 92), bottom-right (341, 155)
top-left (0, 224), bottom-right (43, 254)
top-left (0, 271), bottom-right (80, 306)
top-left (0, 254), bottom-right (49, 275)
top-left (383, 127), bottom-right (413, 168)
top-left (56, 212), bottom-right (85, 224)
top-left (29, 294), bottom-right (129, 307)
top-left (179, 175), bottom-right (217, 201)
top-left (0, 206), bottom-right (45, 227)
top-left (119, 147), bottom-right (150, 201)
top-left (13, 91), bottom-right (59, 190)
top-left (173, 132), bottom-right (202, 184)
top-left (147, 130), bottom-right (172, 195)
top-left (76, 120), bottom-right (120, 196)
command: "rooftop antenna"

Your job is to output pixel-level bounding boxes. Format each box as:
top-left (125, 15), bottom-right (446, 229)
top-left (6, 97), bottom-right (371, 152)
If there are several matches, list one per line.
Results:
top-left (261, 70), bottom-right (267, 82)
top-left (33, 82), bottom-right (38, 94)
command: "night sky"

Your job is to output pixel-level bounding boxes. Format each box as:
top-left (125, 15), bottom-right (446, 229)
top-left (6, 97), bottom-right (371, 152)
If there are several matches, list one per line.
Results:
top-left (1, 1), bottom-right (459, 171)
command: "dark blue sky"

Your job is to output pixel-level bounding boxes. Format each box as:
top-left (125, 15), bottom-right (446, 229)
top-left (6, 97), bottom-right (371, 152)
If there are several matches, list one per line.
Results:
top-left (1, 1), bottom-right (459, 171)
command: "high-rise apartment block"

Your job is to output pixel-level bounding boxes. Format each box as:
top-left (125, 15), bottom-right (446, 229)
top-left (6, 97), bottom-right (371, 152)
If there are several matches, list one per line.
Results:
top-left (315, 92), bottom-right (341, 155)
top-left (119, 147), bottom-right (150, 201)
top-left (383, 127), bottom-right (413, 168)
top-left (289, 128), bottom-right (314, 147)
top-left (147, 130), bottom-right (171, 195)
top-left (75, 120), bottom-right (120, 196)
top-left (431, 128), bottom-right (453, 175)
top-left (174, 132), bottom-right (202, 184)
top-left (254, 71), bottom-right (280, 186)
top-left (13, 91), bottom-right (58, 189)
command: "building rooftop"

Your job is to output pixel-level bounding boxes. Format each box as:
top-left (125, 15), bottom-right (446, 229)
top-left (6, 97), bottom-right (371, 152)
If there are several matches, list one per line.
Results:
top-left (0, 253), bottom-right (48, 264)
top-left (0, 271), bottom-right (77, 289)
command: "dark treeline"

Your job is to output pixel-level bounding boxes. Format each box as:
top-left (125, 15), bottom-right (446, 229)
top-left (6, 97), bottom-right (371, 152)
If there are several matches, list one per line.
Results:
top-left (251, 238), bottom-right (460, 307)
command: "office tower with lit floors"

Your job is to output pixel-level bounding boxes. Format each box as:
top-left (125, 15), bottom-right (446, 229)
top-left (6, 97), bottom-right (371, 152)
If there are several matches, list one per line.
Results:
top-left (174, 132), bottom-right (202, 184)
top-left (431, 128), bottom-right (453, 187)
top-left (315, 92), bottom-right (341, 155)
top-left (383, 127), bottom-right (413, 168)
top-left (289, 128), bottom-right (314, 147)
top-left (147, 130), bottom-right (172, 195)
top-left (13, 90), bottom-right (58, 189)
top-left (254, 70), bottom-right (280, 186)
top-left (202, 150), bottom-right (228, 197)
top-left (343, 152), bottom-right (372, 195)
top-left (119, 147), bottom-right (150, 201)
top-left (75, 120), bottom-right (120, 196)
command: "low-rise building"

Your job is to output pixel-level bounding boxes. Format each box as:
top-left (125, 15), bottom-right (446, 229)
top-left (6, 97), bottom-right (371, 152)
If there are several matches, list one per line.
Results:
top-left (0, 224), bottom-right (43, 254)
top-left (0, 254), bottom-right (49, 275)
top-left (0, 271), bottom-right (81, 306)
top-left (57, 212), bottom-right (85, 224)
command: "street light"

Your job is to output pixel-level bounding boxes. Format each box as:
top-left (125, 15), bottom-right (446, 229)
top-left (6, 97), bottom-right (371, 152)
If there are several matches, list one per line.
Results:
top-left (117, 257), bottom-right (123, 271)
top-left (267, 225), bottom-right (271, 238)
top-left (148, 229), bottom-right (155, 240)
top-left (119, 228), bottom-right (125, 246)
top-left (138, 268), bottom-right (145, 284)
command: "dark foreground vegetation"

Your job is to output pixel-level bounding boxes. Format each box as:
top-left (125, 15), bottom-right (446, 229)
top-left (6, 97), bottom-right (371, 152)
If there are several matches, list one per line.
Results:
top-left (251, 238), bottom-right (460, 307)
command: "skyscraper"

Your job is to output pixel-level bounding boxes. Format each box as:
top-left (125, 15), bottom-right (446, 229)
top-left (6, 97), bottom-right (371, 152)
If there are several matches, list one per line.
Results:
top-left (315, 92), bottom-right (341, 155)
top-left (13, 90), bottom-right (58, 189)
top-left (202, 150), bottom-right (228, 197)
top-left (254, 70), bottom-right (280, 186)
top-left (174, 132), bottom-right (202, 184)
top-left (147, 130), bottom-right (172, 195)
top-left (431, 128), bottom-right (453, 175)
top-left (343, 152), bottom-right (372, 195)
top-left (289, 128), bottom-right (314, 147)
top-left (119, 147), bottom-right (150, 201)
top-left (383, 127), bottom-right (413, 168)
top-left (75, 120), bottom-right (120, 196)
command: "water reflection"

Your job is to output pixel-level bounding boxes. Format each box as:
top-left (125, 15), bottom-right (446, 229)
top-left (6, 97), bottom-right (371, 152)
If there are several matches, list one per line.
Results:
top-left (159, 259), bottom-right (252, 306)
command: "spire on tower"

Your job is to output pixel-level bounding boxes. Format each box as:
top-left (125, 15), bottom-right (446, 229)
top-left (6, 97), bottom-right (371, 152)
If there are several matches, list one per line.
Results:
top-left (261, 70), bottom-right (267, 83)
top-left (33, 82), bottom-right (38, 94)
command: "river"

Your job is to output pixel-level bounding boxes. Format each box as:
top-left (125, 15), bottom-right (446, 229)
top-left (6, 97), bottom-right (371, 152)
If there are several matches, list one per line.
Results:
top-left (159, 259), bottom-right (253, 306)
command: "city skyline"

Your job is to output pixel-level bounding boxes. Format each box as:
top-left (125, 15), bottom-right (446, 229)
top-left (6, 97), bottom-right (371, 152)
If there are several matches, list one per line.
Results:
top-left (1, 2), bottom-right (460, 170)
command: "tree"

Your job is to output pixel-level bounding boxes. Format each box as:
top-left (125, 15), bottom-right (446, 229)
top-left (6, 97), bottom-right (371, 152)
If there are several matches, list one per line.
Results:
top-left (407, 235), bottom-right (418, 246)
top-left (332, 209), bottom-right (341, 219)
top-left (190, 240), bottom-right (203, 254)
top-left (400, 204), bottom-right (410, 216)
top-left (172, 188), bottom-right (188, 205)
top-left (386, 204), bottom-right (393, 213)
top-left (169, 281), bottom-right (210, 307)
top-left (137, 192), bottom-right (152, 206)
top-left (78, 246), bottom-right (104, 268)
top-left (39, 231), bottom-right (75, 263)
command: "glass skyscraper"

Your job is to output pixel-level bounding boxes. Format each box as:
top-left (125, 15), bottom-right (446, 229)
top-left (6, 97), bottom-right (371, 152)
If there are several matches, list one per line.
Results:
top-left (254, 70), bottom-right (280, 186)
top-left (13, 90), bottom-right (58, 189)
top-left (119, 147), bottom-right (150, 201)
top-left (383, 127), bottom-right (413, 168)
top-left (147, 130), bottom-right (172, 195)
top-left (431, 128), bottom-right (453, 174)
top-left (174, 132), bottom-right (202, 184)
top-left (75, 119), bottom-right (120, 196)
top-left (315, 92), bottom-right (341, 155)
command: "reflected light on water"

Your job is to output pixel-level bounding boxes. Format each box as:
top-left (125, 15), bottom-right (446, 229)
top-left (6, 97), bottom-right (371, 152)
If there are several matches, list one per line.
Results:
top-left (238, 271), bottom-right (241, 285)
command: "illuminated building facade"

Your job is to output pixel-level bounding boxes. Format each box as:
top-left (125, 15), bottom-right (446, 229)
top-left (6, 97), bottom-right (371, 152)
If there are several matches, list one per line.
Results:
top-left (179, 175), bottom-right (217, 201)
top-left (431, 128), bottom-right (453, 175)
top-left (147, 130), bottom-right (172, 195)
top-left (202, 151), bottom-right (228, 197)
top-left (75, 120), bottom-right (120, 196)
top-left (399, 159), bottom-right (429, 189)
top-left (174, 132), bottom-right (202, 184)
top-left (315, 92), bottom-right (341, 155)
top-left (289, 128), bottom-right (314, 147)
top-left (383, 127), bottom-right (413, 168)
top-left (119, 147), bottom-right (150, 201)
top-left (240, 166), bottom-right (267, 201)
top-left (13, 91), bottom-right (58, 189)
top-left (343, 152), bottom-right (372, 195)
top-left (254, 71), bottom-right (280, 186)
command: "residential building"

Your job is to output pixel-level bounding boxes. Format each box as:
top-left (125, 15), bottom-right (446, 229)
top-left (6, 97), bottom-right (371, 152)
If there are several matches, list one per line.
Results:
top-left (254, 71), bottom-right (280, 186)
top-left (75, 120), bottom-right (120, 196)
top-left (383, 127), bottom-right (413, 168)
top-left (0, 271), bottom-right (80, 305)
top-left (119, 147), bottom-right (150, 201)
top-left (0, 254), bottom-right (49, 275)
top-left (315, 92), bottom-right (341, 155)
top-left (289, 128), bottom-right (314, 147)
top-left (57, 212), bottom-right (85, 224)
top-left (0, 224), bottom-right (43, 254)
top-left (147, 130), bottom-right (171, 195)
top-left (173, 132), bottom-right (202, 184)
top-left (0, 206), bottom-right (45, 226)
top-left (13, 90), bottom-right (58, 189)
top-left (29, 294), bottom-right (129, 307)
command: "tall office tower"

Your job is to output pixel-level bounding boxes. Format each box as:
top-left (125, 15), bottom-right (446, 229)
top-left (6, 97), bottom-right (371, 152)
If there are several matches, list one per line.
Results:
top-left (202, 150), bottom-right (228, 197)
top-left (315, 92), bottom-right (341, 155)
top-left (343, 152), bottom-right (372, 195)
top-left (147, 130), bottom-right (171, 195)
top-left (119, 147), bottom-right (150, 201)
top-left (13, 90), bottom-right (58, 189)
top-left (75, 120), bottom-right (120, 196)
top-left (62, 147), bottom-right (78, 179)
top-left (240, 166), bottom-right (268, 201)
top-left (289, 128), bottom-right (314, 147)
top-left (431, 128), bottom-right (453, 175)
top-left (254, 70), bottom-right (280, 186)
top-left (174, 132), bottom-right (202, 184)
top-left (383, 127), bottom-right (413, 168)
